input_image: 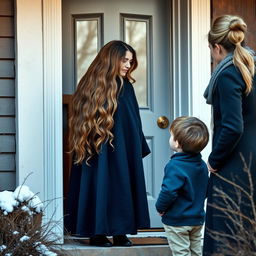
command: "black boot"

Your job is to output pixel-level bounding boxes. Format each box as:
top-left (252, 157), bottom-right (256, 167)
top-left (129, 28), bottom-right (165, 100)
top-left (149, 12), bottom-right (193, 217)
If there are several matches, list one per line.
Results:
top-left (89, 235), bottom-right (113, 247)
top-left (113, 235), bottom-right (132, 246)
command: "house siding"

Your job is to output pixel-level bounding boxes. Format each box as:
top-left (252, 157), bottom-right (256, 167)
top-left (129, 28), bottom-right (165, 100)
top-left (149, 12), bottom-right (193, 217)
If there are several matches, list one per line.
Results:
top-left (0, 0), bottom-right (15, 191)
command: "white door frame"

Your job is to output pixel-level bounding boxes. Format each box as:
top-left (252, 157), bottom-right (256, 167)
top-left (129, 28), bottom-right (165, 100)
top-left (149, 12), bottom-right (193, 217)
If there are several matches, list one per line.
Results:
top-left (172, 0), bottom-right (211, 159)
top-left (16, 0), bottom-right (63, 241)
top-left (15, 0), bottom-right (210, 241)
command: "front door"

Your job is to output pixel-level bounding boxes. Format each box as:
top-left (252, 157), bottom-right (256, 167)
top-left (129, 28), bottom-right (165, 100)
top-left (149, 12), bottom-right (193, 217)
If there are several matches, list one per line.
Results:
top-left (62, 0), bottom-right (171, 227)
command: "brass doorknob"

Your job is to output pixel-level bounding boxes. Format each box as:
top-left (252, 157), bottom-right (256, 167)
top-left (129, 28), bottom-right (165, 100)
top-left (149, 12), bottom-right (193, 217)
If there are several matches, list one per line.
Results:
top-left (157, 116), bottom-right (169, 129)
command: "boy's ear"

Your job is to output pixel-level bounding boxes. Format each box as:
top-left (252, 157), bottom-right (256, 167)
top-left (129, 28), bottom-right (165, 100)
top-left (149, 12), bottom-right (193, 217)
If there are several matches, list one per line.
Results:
top-left (175, 140), bottom-right (180, 149)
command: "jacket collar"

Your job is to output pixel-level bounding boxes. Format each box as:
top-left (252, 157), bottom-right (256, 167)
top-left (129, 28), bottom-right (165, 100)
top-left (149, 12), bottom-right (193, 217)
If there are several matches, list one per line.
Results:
top-left (171, 152), bottom-right (202, 162)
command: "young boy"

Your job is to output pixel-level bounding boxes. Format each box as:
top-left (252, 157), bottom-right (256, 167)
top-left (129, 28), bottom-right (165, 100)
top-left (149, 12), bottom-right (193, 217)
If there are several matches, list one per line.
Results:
top-left (156, 116), bottom-right (209, 256)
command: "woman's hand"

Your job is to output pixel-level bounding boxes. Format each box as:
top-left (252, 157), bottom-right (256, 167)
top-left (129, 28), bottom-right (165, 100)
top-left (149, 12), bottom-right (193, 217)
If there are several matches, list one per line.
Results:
top-left (207, 162), bottom-right (218, 173)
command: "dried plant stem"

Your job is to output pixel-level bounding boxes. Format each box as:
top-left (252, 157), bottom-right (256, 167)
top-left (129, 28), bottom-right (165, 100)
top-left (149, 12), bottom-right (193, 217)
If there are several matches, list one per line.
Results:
top-left (207, 153), bottom-right (256, 256)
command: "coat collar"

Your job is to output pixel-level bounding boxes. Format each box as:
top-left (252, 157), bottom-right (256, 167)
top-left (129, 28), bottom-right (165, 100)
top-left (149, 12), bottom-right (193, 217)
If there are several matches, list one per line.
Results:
top-left (171, 152), bottom-right (202, 162)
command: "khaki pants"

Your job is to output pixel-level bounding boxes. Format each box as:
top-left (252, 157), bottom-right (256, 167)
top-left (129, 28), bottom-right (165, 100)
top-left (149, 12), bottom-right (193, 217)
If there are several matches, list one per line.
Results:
top-left (163, 224), bottom-right (203, 256)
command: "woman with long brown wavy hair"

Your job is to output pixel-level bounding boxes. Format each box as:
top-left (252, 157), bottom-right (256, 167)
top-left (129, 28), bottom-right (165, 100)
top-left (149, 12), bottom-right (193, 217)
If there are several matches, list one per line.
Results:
top-left (65, 40), bottom-right (150, 247)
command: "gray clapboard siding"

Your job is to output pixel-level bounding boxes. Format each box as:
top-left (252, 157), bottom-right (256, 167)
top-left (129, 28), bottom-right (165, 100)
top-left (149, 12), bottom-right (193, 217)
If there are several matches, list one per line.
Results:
top-left (0, 172), bottom-right (15, 191)
top-left (0, 38), bottom-right (14, 58)
top-left (0, 0), bottom-right (14, 16)
top-left (0, 60), bottom-right (14, 78)
top-left (0, 17), bottom-right (14, 37)
top-left (0, 98), bottom-right (15, 115)
top-left (0, 154), bottom-right (15, 171)
top-left (0, 135), bottom-right (15, 152)
top-left (0, 0), bottom-right (15, 190)
top-left (0, 79), bottom-right (14, 96)
top-left (0, 117), bottom-right (15, 133)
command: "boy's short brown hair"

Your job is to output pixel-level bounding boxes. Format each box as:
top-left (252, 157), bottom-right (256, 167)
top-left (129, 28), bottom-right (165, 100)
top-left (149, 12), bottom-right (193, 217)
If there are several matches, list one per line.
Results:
top-left (170, 116), bottom-right (209, 153)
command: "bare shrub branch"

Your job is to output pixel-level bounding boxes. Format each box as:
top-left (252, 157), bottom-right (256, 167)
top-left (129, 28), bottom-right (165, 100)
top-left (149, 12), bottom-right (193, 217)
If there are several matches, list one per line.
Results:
top-left (207, 153), bottom-right (256, 256)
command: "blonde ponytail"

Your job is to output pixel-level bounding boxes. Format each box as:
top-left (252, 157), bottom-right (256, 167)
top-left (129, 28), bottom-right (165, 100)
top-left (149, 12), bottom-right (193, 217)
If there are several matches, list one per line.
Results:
top-left (208, 15), bottom-right (255, 94)
top-left (228, 18), bottom-right (255, 94)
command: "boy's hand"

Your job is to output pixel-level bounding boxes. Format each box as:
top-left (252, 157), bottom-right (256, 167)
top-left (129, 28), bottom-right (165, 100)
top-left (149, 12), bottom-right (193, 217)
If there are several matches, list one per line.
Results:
top-left (158, 212), bottom-right (165, 216)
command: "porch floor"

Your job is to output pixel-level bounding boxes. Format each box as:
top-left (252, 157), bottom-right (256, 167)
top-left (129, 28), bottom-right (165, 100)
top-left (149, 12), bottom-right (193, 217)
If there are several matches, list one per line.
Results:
top-left (61, 234), bottom-right (172, 256)
top-left (61, 243), bottom-right (172, 256)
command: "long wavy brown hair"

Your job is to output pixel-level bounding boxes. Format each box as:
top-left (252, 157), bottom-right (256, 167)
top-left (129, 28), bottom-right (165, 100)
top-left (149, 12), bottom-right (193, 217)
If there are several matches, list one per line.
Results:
top-left (69, 40), bottom-right (138, 164)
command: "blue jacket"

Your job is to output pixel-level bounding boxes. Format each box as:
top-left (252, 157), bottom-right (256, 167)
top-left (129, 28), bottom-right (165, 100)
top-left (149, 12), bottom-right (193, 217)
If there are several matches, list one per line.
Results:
top-left (156, 152), bottom-right (208, 226)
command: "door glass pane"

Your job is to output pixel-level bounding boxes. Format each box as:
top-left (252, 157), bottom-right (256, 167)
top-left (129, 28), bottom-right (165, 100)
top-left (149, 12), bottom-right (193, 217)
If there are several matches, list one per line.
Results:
top-left (75, 17), bottom-right (100, 84)
top-left (123, 17), bottom-right (151, 108)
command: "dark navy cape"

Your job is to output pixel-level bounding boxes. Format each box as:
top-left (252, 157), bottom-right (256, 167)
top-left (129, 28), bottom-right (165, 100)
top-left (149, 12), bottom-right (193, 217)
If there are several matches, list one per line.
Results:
top-left (65, 78), bottom-right (151, 237)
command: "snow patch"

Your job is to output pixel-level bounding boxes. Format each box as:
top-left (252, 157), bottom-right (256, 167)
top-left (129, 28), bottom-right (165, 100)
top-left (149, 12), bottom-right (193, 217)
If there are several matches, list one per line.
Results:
top-left (36, 244), bottom-right (57, 256)
top-left (0, 186), bottom-right (43, 214)
top-left (13, 185), bottom-right (34, 202)
top-left (29, 195), bottom-right (43, 213)
top-left (20, 235), bottom-right (30, 242)
top-left (0, 191), bottom-right (18, 213)
top-left (0, 245), bottom-right (7, 252)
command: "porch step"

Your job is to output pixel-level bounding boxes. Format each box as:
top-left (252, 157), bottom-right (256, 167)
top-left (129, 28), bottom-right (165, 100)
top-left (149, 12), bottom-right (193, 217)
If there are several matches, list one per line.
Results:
top-left (61, 243), bottom-right (172, 256)
top-left (61, 235), bottom-right (172, 256)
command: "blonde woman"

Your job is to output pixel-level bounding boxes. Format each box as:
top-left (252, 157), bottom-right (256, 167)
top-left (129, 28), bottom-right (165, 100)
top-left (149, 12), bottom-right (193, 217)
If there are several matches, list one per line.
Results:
top-left (203, 15), bottom-right (256, 255)
top-left (65, 41), bottom-right (150, 247)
